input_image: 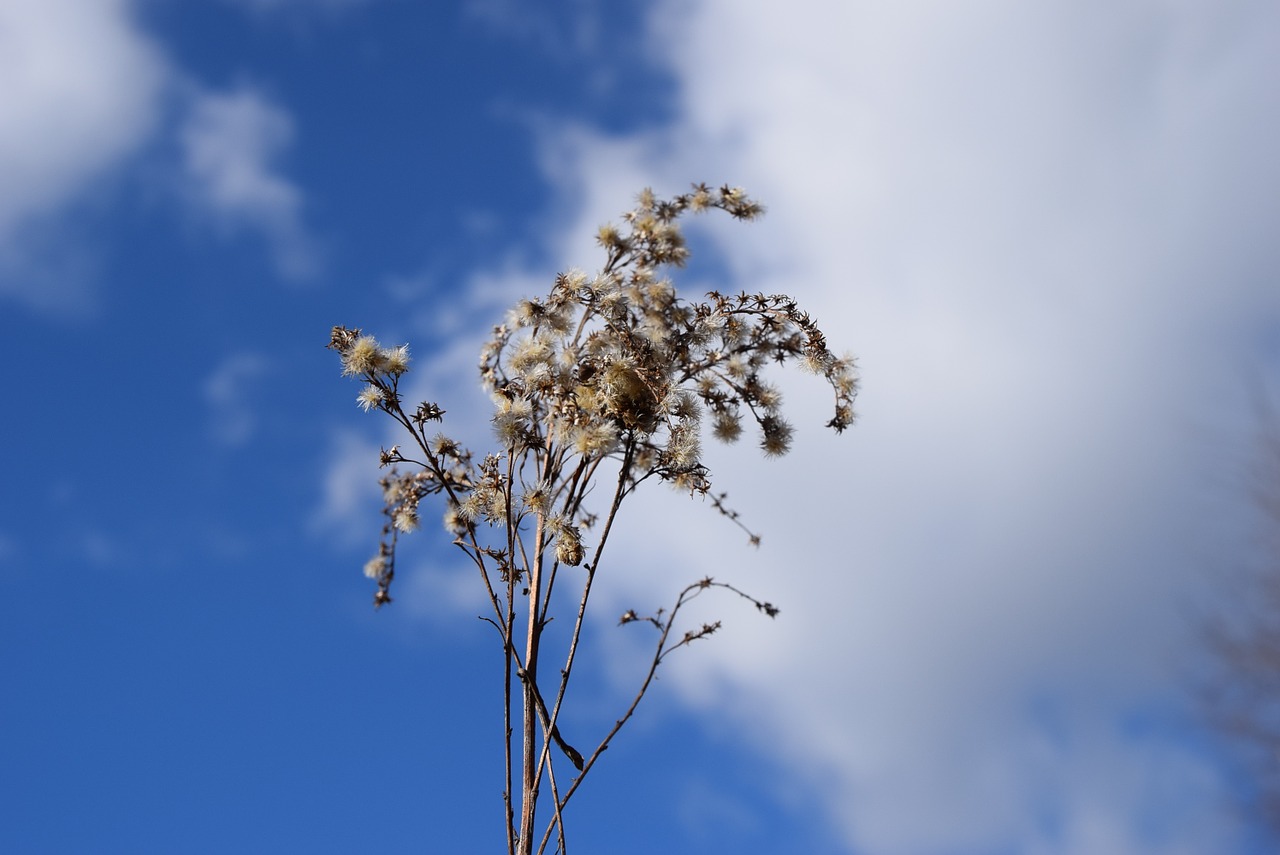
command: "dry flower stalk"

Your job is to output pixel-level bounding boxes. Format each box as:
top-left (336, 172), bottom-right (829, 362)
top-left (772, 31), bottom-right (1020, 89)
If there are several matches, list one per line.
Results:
top-left (329, 184), bottom-right (857, 854)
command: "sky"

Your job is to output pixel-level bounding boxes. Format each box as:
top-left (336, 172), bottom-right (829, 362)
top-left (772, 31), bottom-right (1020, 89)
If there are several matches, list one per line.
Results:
top-left (2, 1), bottom-right (1279, 853)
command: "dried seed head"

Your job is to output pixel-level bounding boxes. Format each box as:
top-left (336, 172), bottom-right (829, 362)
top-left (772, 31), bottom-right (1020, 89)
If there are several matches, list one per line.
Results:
top-left (555, 524), bottom-right (584, 567)
top-left (363, 555), bottom-right (387, 579)
top-left (458, 491), bottom-right (487, 522)
top-left (334, 183), bottom-right (857, 607)
top-left (343, 336), bottom-right (382, 375)
top-left (328, 325), bottom-right (361, 352)
top-left (442, 504), bottom-right (470, 536)
top-left (712, 413), bottom-right (743, 443)
top-left (571, 421), bottom-right (620, 458)
top-left (759, 415), bottom-right (794, 457)
top-left (381, 344), bottom-right (411, 375)
top-left (393, 507), bottom-right (420, 533)
top-left (357, 384), bottom-right (384, 412)
top-left (522, 483), bottom-right (552, 516)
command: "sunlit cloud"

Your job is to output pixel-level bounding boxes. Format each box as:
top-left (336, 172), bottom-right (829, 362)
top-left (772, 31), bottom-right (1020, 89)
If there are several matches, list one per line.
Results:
top-left (544, 2), bottom-right (1279, 853)
top-left (0, 0), bottom-right (165, 313)
top-left (179, 86), bottom-right (322, 280)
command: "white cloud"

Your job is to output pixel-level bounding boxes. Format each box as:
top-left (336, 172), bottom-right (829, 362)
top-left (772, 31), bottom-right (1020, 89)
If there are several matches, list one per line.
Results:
top-left (550, 1), bottom-right (1279, 852)
top-left (344, 0), bottom-right (1280, 852)
top-left (0, 2), bottom-right (325, 307)
top-left (179, 86), bottom-right (321, 280)
top-left (0, 0), bottom-right (165, 311)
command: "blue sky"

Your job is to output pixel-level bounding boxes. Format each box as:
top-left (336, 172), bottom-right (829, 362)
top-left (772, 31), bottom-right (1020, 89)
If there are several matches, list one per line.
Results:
top-left (2, 1), bottom-right (1279, 853)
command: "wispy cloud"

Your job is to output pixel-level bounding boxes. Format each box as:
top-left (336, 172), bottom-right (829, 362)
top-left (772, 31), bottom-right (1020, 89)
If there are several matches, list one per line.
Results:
top-left (0, 2), bottom-right (331, 310)
top-left (312, 430), bottom-right (388, 548)
top-left (463, 0), bottom-right (603, 55)
top-left (179, 86), bottom-right (321, 280)
top-left (203, 352), bottom-right (271, 447)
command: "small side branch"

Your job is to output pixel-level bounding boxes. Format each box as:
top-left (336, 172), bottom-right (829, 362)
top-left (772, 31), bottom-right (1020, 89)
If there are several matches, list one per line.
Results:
top-left (538, 576), bottom-right (777, 851)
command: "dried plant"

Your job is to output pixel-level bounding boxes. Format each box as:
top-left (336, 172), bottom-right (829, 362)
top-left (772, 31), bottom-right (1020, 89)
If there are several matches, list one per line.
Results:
top-left (328, 184), bottom-right (857, 854)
